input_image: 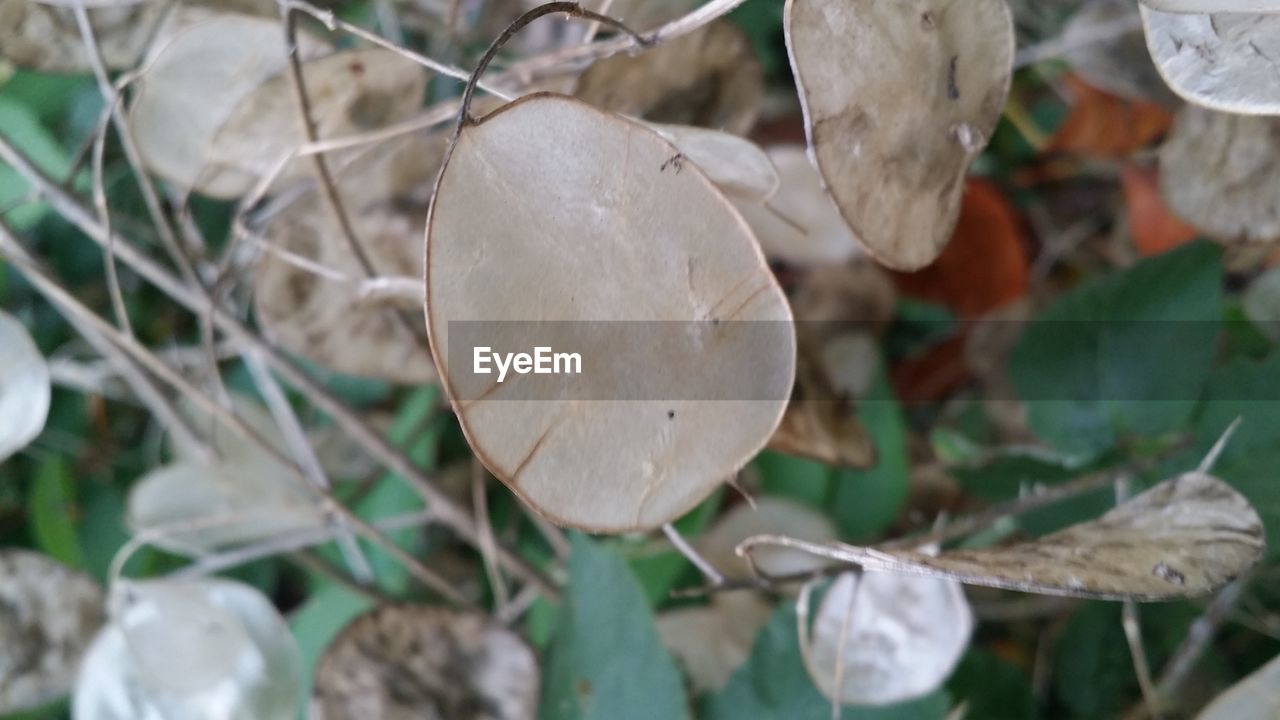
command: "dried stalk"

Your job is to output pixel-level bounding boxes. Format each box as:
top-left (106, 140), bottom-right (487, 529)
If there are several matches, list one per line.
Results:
top-left (0, 132), bottom-right (557, 597)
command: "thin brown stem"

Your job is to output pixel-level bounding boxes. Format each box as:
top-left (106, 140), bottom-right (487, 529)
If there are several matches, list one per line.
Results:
top-left (0, 132), bottom-right (557, 598)
top-left (454, 1), bottom-right (647, 132)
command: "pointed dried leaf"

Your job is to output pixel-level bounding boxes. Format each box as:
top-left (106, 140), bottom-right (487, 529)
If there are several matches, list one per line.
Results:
top-left (0, 551), bottom-right (104, 714)
top-left (1141, 7), bottom-right (1280, 114)
top-left (574, 21), bottom-right (763, 135)
top-left (747, 472), bottom-right (1265, 600)
top-left (426, 94), bottom-right (795, 532)
top-left (0, 309), bottom-right (50, 462)
top-left (207, 48), bottom-right (428, 199)
top-left (255, 134), bottom-right (444, 383)
top-left (785, 0), bottom-right (1015, 270)
top-left (73, 578), bottom-right (301, 720)
top-left (129, 13), bottom-right (329, 195)
top-left (802, 570), bottom-right (972, 706)
top-left (313, 605), bottom-right (538, 720)
top-left (1195, 652), bottom-right (1280, 720)
top-left (1159, 105), bottom-right (1280, 243)
top-left (732, 146), bottom-right (862, 266)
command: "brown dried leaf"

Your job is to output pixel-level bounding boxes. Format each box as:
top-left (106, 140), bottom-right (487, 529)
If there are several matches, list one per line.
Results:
top-left (745, 472), bottom-right (1265, 600)
top-left (129, 12), bottom-right (329, 195)
top-left (785, 0), bottom-right (1015, 270)
top-left (769, 263), bottom-right (894, 466)
top-left (0, 551), bottom-right (104, 714)
top-left (732, 146), bottom-right (862, 266)
top-left (313, 605), bottom-right (537, 720)
top-left (0, 0), bottom-right (166, 73)
top-left (574, 21), bottom-right (763, 135)
top-left (426, 94), bottom-right (795, 532)
top-left (768, 333), bottom-right (877, 468)
top-left (1141, 7), bottom-right (1280, 114)
top-left (801, 570), bottom-right (972, 706)
top-left (1159, 105), bottom-right (1280, 243)
top-left (255, 133), bottom-right (445, 383)
top-left (207, 48), bottom-right (428, 199)
top-left (657, 592), bottom-right (773, 694)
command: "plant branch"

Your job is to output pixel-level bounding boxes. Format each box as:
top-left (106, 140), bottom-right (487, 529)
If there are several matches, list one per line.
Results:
top-left (0, 131), bottom-right (558, 598)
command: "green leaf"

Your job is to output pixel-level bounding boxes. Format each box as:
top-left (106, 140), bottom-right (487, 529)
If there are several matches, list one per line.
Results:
top-left (77, 480), bottom-right (130, 582)
top-left (1053, 603), bottom-right (1134, 719)
top-left (0, 95), bottom-right (73, 230)
top-left (29, 457), bottom-right (83, 568)
top-left (705, 603), bottom-right (949, 720)
top-left (756, 451), bottom-right (831, 509)
top-left (947, 650), bottom-right (1035, 720)
top-left (1010, 241), bottom-right (1222, 459)
top-left (1193, 353), bottom-right (1280, 554)
top-left (832, 365), bottom-right (908, 540)
top-left (541, 535), bottom-right (689, 720)
top-left (289, 580), bottom-right (373, 698)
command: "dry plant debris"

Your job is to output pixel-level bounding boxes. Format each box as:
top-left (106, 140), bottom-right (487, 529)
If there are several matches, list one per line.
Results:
top-left (255, 134), bottom-right (445, 382)
top-left (0, 551), bottom-right (104, 715)
top-left (313, 605), bottom-right (539, 720)
top-left (784, 0), bottom-right (1015, 270)
top-left (129, 11), bottom-right (330, 194)
top-left (573, 21), bottom-right (763, 135)
top-left (1159, 105), bottom-right (1280, 243)
top-left (206, 47), bottom-right (429, 198)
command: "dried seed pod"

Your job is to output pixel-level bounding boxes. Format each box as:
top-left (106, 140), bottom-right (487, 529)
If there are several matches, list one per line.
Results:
top-left (313, 605), bottom-right (538, 720)
top-left (128, 12), bottom-right (329, 195)
top-left (574, 21), bottom-right (763, 135)
top-left (426, 93), bottom-right (795, 532)
top-left (733, 146), bottom-right (862, 266)
top-left (0, 551), bottom-right (104, 714)
top-left (254, 134), bottom-right (445, 383)
top-left (0, 0), bottom-right (167, 73)
top-left (801, 570), bottom-right (972, 706)
top-left (1159, 105), bottom-right (1280, 243)
top-left (207, 48), bottom-right (428, 198)
top-left (0, 309), bottom-right (50, 462)
top-left (785, 0), bottom-right (1015, 270)
top-left (1141, 6), bottom-right (1280, 114)
top-left (74, 578), bottom-right (302, 720)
